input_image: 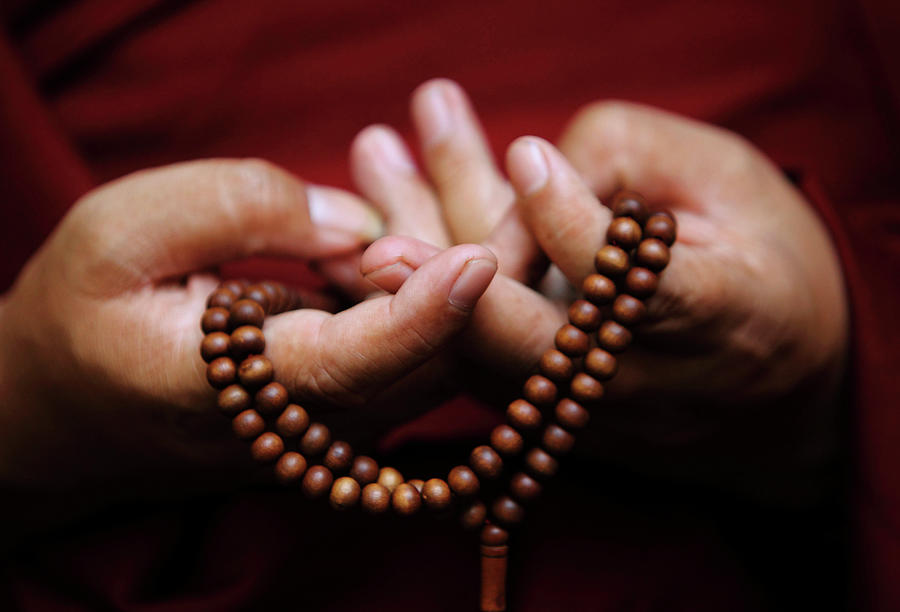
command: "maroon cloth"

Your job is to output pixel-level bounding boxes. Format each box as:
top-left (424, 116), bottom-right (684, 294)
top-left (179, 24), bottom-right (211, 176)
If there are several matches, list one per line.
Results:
top-left (1, 0), bottom-right (899, 610)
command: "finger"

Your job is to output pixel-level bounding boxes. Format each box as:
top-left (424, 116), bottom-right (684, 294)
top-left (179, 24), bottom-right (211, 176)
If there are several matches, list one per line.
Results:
top-left (411, 79), bottom-right (514, 243)
top-left (482, 206), bottom-right (547, 285)
top-left (350, 124), bottom-right (451, 248)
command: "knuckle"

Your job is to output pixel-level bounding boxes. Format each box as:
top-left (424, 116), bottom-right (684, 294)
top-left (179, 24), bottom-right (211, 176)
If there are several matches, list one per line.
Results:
top-left (216, 158), bottom-right (293, 231)
top-left (571, 100), bottom-right (637, 148)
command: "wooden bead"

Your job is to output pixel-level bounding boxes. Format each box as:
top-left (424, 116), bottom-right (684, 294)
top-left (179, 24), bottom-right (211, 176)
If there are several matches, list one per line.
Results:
top-left (584, 348), bottom-right (617, 380)
top-left (276, 403), bottom-right (310, 438)
top-left (490, 425), bottom-right (524, 456)
top-left (523, 375), bottom-right (557, 406)
top-left (567, 299), bottom-right (602, 332)
top-left (635, 238), bottom-right (670, 271)
top-left (260, 281), bottom-right (285, 313)
top-left (506, 399), bottom-right (542, 430)
top-left (217, 384), bottom-right (251, 415)
top-left (539, 349), bottom-right (574, 382)
top-left (255, 382), bottom-right (288, 415)
top-left (302, 465), bottom-right (333, 499)
top-left (377, 467), bottom-right (405, 492)
top-left (329, 476), bottom-right (361, 510)
top-left (543, 424), bottom-right (576, 455)
top-left (555, 324), bottom-right (590, 357)
top-left (612, 294), bottom-right (646, 326)
top-left (238, 355), bottom-right (273, 388)
top-left (408, 479), bottom-right (425, 493)
top-left (275, 451), bottom-right (307, 484)
top-left (324, 441), bottom-right (354, 473)
top-left (510, 472), bottom-right (542, 502)
top-left (460, 501), bottom-right (488, 530)
top-left (492, 496), bottom-right (525, 525)
top-left (624, 266), bottom-right (659, 298)
top-left (644, 212), bottom-right (676, 246)
top-left (611, 190), bottom-right (650, 225)
top-left (481, 524), bottom-right (509, 546)
top-left (525, 447), bottom-right (558, 479)
top-left (391, 483), bottom-right (421, 516)
top-left (229, 299), bottom-right (265, 329)
top-left (250, 432), bottom-right (284, 463)
top-left (242, 284), bottom-right (271, 312)
top-left (232, 409), bottom-right (265, 440)
top-left (351, 456), bottom-right (380, 485)
top-left (597, 320), bottom-right (632, 352)
top-left (582, 274), bottom-right (616, 305)
top-left (594, 245), bottom-right (629, 277)
top-left (206, 356), bottom-right (236, 388)
top-left (207, 287), bottom-right (237, 310)
top-left (606, 217), bottom-right (642, 250)
top-left (299, 423), bottom-right (331, 456)
top-left (422, 478), bottom-right (452, 511)
top-left (555, 398), bottom-right (590, 430)
top-left (570, 372), bottom-right (604, 404)
top-left (221, 279), bottom-right (246, 297)
top-left (448, 465), bottom-right (480, 496)
top-left (201, 307), bottom-right (230, 334)
top-left (230, 325), bottom-right (265, 356)
top-left (470, 445), bottom-right (503, 479)
top-left (201, 331), bottom-right (230, 362)
top-left (361, 483), bottom-right (391, 514)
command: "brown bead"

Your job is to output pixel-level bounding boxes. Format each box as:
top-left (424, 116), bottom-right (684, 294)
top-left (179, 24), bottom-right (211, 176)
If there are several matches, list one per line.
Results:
top-left (324, 441), bottom-right (354, 473)
top-left (361, 483), bottom-right (391, 514)
top-left (644, 212), bottom-right (676, 246)
top-left (460, 501), bottom-right (488, 530)
top-left (543, 424), bottom-right (576, 455)
top-left (481, 523), bottom-right (509, 546)
top-left (391, 483), bottom-right (422, 516)
top-left (555, 398), bottom-right (590, 430)
top-left (274, 451), bottom-right (307, 484)
top-left (232, 409), bottom-right (265, 440)
top-left (201, 307), bottom-right (230, 334)
top-left (606, 217), bottom-right (642, 250)
top-left (329, 476), bottom-right (361, 511)
top-left (217, 384), bottom-right (252, 415)
top-left (422, 478), bottom-right (452, 511)
top-left (490, 425), bottom-right (524, 456)
top-left (229, 299), bottom-right (265, 329)
top-left (299, 423), bottom-right (331, 456)
top-left (594, 245), bottom-right (629, 277)
top-left (523, 375), bottom-right (557, 406)
top-left (255, 382), bottom-right (288, 415)
top-left (238, 355), bottom-right (273, 388)
top-left (448, 465), bottom-right (480, 496)
top-left (525, 447), bottom-right (559, 479)
top-left (510, 472), bottom-right (542, 502)
top-left (276, 403), bottom-right (310, 438)
top-left (635, 238), bottom-right (670, 271)
top-left (611, 190), bottom-right (650, 225)
top-left (567, 299), bottom-right (602, 332)
top-left (555, 324), bottom-right (590, 357)
top-left (582, 274), bottom-right (616, 305)
top-left (584, 348), bottom-right (618, 380)
top-left (470, 445), bottom-right (503, 479)
top-left (570, 372), bottom-right (604, 404)
top-left (230, 325), bottom-right (265, 357)
top-left (624, 266), bottom-right (659, 299)
top-left (408, 478), bottom-right (425, 493)
top-left (250, 432), bottom-right (284, 463)
top-left (221, 279), bottom-right (246, 297)
top-left (507, 399), bottom-right (542, 430)
top-left (350, 456), bottom-right (380, 485)
top-left (612, 294), bottom-right (646, 326)
top-left (539, 349), bottom-right (574, 383)
top-left (206, 356), bottom-right (237, 388)
top-left (377, 467), bottom-right (405, 492)
top-left (207, 287), bottom-right (237, 310)
top-left (242, 284), bottom-right (271, 312)
top-left (302, 465), bottom-right (333, 499)
top-left (492, 496), bottom-right (525, 525)
top-left (597, 320), bottom-right (632, 353)
top-left (260, 281), bottom-right (286, 313)
top-left (201, 331), bottom-right (230, 362)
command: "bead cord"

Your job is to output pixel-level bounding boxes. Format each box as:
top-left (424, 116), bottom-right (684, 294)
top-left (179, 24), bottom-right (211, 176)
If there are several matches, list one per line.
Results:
top-left (198, 192), bottom-right (675, 611)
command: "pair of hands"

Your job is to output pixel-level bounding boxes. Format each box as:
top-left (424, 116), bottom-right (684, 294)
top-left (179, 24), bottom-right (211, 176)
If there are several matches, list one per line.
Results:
top-left (0, 80), bottom-right (847, 502)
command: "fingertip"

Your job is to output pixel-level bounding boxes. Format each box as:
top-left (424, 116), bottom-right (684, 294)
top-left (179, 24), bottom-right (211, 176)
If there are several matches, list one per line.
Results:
top-left (448, 256), bottom-right (497, 311)
top-left (359, 235), bottom-right (442, 277)
top-left (506, 136), bottom-right (550, 197)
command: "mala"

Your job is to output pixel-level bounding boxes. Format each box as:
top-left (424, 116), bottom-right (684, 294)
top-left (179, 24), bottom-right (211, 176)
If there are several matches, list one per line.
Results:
top-left (199, 191), bottom-right (675, 611)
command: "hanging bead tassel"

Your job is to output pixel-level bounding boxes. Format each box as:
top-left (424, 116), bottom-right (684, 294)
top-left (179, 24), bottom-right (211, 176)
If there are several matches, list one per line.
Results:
top-left (480, 525), bottom-right (509, 611)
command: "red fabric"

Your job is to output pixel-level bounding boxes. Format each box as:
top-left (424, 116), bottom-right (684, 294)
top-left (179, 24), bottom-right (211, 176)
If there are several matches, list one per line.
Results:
top-left (1, 0), bottom-right (899, 610)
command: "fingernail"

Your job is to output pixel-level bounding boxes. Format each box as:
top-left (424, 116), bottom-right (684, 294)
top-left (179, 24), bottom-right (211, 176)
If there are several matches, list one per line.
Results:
top-left (417, 82), bottom-right (453, 146)
top-left (363, 260), bottom-right (415, 288)
top-left (307, 185), bottom-right (385, 241)
top-left (449, 258), bottom-right (497, 310)
top-left (368, 126), bottom-right (416, 173)
top-left (508, 138), bottom-right (549, 196)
